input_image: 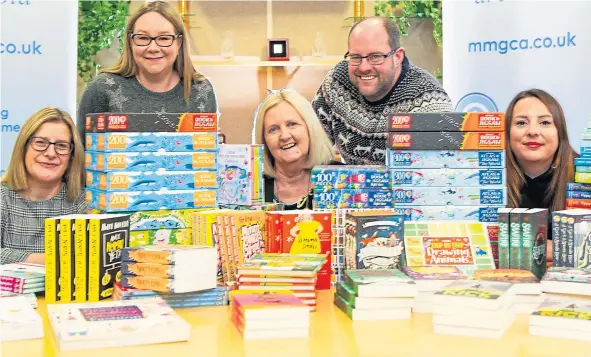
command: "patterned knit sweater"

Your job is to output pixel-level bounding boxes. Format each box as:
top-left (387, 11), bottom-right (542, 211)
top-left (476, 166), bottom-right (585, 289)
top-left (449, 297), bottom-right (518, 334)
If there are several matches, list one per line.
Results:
top-left (312, 57), bottom-right (452, 165)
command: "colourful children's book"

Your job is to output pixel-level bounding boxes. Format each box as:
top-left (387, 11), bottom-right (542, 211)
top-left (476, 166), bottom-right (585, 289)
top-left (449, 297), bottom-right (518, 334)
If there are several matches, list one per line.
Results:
top-left (404, 221), bottom-right (495, 274)
top-left (343, 269), bottom-right (417, 297)
top-left (471, 269), bottom-right (541, 295)
top-left (344, 211), bottom-right (405, 271)
top-left (218, 144), bottom-right (264, 206)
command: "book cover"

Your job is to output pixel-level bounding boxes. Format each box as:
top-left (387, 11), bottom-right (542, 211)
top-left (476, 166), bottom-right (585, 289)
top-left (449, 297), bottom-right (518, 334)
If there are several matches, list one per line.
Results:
top-left (218, 144), bottom-right (264, 206)
top-left (87, 214), bottom-right (130, 301)
top-left (344, 269), bottom-right (414, 294)
top-left (46, 297), bottom-right (190, 350)
top-left (532, 299), bottom-right (591, 320)
top-left (277, 211), bottom-right (333, 290)
top-left (404, 221), bottom-right (495, 272)
top-left (471, 269), bottom-right (539, 284)
top-left (542, 267), bottom-right (591, 283)
top-left (497, 208), bottom-right (512, 269)
top-left (344, 212), bottom-right (405, 270)
top-left (44, 217), bottom-right (61, 303)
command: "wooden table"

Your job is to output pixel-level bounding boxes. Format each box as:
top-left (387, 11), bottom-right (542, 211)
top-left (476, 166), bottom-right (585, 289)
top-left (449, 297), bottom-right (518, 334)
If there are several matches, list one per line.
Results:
top-left (2, 291), bottom-right (590, 357)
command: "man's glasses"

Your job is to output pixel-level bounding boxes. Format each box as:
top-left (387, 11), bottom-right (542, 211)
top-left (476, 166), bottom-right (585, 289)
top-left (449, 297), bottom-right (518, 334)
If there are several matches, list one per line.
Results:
top-left (28, 137), bottom-right (73, 155)
top-left (344, 49), bottom-right (397, 66)
top-left (130, 33), bottom-right (182, 47)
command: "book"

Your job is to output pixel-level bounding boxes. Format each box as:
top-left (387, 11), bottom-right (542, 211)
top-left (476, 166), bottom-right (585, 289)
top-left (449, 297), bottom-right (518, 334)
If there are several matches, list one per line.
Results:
top-left (404, 221), bottom-right (495, 274)
top-left (47, 297), bottom-right (190, 350)
top-left (432, 280), bottom-right (515, 310)
top-left (0, 296), bottom-right (43, 341)
top-left (238, 253), bottom-right (326, 278)
top-left (471, 269), bottom-right (541, 295)
top-left (336, 281), bottom-right (413, 309)
top-left (343, 269), bottom-right (417, 298)
top-left (120, 245), bottom-right (217, 293)
top-left (530, 298), bottom-right (591, 341)
top-left (541, 267), bottom-right (591, 296)
top-left (334, 294), bottom-right (411, 320)
top-left (218, 144), bottom-right (264, 205)
top-left (232, 293), bottom-right (309, 320)
top-left (344, 211), bottom-right (405, 270)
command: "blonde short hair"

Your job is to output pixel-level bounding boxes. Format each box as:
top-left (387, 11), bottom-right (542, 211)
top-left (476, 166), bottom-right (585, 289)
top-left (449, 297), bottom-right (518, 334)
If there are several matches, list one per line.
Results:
top-left (2, 107), bottom-right (85, 201)
top-left (252, 89), bottom-right (335, 177)
top-left (100, 0), bottom-right (204, 102)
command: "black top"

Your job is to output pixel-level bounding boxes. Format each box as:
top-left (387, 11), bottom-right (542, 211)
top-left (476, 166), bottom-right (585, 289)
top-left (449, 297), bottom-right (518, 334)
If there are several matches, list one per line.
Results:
top-left (519, 168), bottom-right (554, 209)
top-left (263, 161), bottom-right (344, 211)
top-left (264, 176), bottom-right (313, 210)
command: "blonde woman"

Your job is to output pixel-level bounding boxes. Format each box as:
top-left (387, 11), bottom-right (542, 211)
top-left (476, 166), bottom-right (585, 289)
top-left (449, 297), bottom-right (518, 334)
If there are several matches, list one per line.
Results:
top-left (77, 1), bottom-right (218, 140)
top-left (1, 108), bottom-right (87, 264)
top-left (253, 89), bottom-right (337, 210)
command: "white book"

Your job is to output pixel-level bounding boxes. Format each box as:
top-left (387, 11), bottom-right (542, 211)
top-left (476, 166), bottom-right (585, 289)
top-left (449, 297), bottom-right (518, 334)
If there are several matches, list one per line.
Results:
top-left (432, 281), bottom-right (515, 310)
top-left (541, 267), bottom-right (591, 296)
top-left (242, 328), bottom-right (309, 340)
top-left (0, 296), bottom-right (43, 341)
top-left (47, 297), bottom-right (190, 350)
top-left (433, 311), bottom-right (515, 330)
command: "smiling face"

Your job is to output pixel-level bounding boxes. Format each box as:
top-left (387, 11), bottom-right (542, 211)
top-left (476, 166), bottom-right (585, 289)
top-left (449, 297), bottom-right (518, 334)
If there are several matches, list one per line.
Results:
top-left (510, 96), bottom-right (559, 172)
top-left (25, 121), bottom-right (72, 187)
top-left (263, 101), bottom-right (310, 168)
top-left (347, 21), bottom-right (402, 102)
top-left (131, 11), bottom-right (181, 78)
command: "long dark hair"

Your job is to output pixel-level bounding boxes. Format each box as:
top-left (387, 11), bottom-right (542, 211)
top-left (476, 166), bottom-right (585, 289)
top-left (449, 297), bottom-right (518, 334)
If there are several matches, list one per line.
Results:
top-left (505, 88), bottom-right (576, 211)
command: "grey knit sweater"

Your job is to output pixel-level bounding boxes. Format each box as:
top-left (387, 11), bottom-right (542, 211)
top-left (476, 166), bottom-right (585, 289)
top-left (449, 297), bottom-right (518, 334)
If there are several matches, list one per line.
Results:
top-left (312, 57), bottom-right (452, 165)
top-left (77, 73), bottom-right (219, 140)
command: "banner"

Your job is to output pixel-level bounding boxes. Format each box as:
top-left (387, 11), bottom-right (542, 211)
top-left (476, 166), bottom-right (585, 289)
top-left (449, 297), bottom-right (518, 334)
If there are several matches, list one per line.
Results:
top-left (0, 0), bottom-right (78, 174)
top-left (442, 0), bottom-right (589, 152)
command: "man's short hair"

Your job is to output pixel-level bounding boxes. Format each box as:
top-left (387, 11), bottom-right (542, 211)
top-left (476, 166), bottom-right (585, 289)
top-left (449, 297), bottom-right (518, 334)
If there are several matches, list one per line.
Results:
top-left (348, 17), bottom-right (401, 51)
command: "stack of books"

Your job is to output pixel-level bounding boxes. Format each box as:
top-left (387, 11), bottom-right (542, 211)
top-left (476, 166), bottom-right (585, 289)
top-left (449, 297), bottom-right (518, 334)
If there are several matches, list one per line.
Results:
top-left (402, 266), bottom-right (467, 313)
top-left (334, 269), bottom-right (417, 320)
top-left (236, 253), bottom-right (327, 311)
top-left (529, 298), bottom-right (591, 341)
top-left (47, 297), bottom-right (190, 350)
top-left (0, 295), bottom-right (43, 341)
top-left (0, 263), bottom-right (45, 294)
top-left (432, 280), bottom-right (516, 338)
top-left (472, 269), bottom-right (542, 313)
top-left (119, 245), bottom-right (218, 294)
top-left (231, 293), bottom-right (310, 339)
top-left (113, 282), bottom-right (230, 308)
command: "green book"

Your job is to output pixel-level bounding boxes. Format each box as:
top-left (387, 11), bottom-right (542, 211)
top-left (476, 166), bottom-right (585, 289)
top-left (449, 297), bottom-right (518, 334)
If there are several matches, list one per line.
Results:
top-left (343, 269), bottom-right (416, 298)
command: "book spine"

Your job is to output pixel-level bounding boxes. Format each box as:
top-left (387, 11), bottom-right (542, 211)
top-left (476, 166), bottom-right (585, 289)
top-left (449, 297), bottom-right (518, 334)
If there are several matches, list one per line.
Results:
top-left (230, 215), bottom-right (241, 279)
top-left (560, 215), bottom-right (568, 266)
top-left (88, 218), bottom-right (101, 302)
top-left (552, 213), bottom-right (561, 266)
top-left (44, 218), bottom-right (59, 303)
top-left (498, 210), bottom-right (511, 269)
top-left (509, 212), bottom-right (521, 269)
top-left (59, 218), bottom-right (73, 303)
top-left (567, 183), bottom-right (591, 192)
top-left (74, 218), bottom-right (88, 302)
top-left (521, 213), bottom-right (532, 272)
top-left (0, 276), bottom-right (43, 284)
top-left (567, 217), bottom-right (575, 267)
top-left (216, 215), bottom-right (230, 284)
top-left (566, 199), bottom-right (591, 209)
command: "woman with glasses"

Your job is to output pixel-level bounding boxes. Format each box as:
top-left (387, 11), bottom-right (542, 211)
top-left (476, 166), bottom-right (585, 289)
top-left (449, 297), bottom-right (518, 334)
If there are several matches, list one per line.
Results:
top-left (77, 1), bottom-right (218, 141)
top-left (1, 108), bottom-right (86, 264)
top-left (253, 89), bottom-right (337, 210)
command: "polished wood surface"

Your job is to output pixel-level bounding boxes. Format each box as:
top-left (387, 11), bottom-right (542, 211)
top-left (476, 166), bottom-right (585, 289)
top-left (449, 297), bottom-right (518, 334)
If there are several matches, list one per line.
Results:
top-left (2, 291), bottom-right (590, 357)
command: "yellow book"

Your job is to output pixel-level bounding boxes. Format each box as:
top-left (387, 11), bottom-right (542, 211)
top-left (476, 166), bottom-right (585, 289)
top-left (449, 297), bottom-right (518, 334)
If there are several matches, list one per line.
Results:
top-left (216, 214), bottom-right (231, 285)
top-left (44, 218), bottom-right (59, 303)
top-left (59, 218), bottom-right (74, 303)
top-left (74, 217), bottom-right (88, 302)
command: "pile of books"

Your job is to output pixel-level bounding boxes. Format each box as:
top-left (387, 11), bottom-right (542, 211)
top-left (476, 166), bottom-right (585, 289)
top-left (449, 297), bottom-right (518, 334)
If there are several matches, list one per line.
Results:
top-left (236, 253), bottom-right (327, 311)
top-left (47, 297), bottom-right (190, 350)
top-left (119, 245), bottom-right (218, 293)
top-left (0, 295), bottom-right (43, 342)
top-left (113, 282), bottom-right (230, 308)
top-left (432, 281), bottom-right (516, 338)
top-left (529, 298), bottom-right (591, 341)
top-left (0, 263), bottom-right (45, 294)
top-left (402, 266), bottom-right (467, 313)
top-left (334, 269), bottom-right (417, 320)
top-left (231, 293), bottom-right (310, 339)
